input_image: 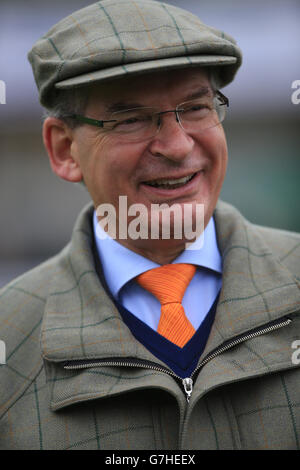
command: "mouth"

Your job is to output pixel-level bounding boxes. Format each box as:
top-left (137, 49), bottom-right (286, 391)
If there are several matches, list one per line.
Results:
top-left (142, 172), bottom-right (198, 190)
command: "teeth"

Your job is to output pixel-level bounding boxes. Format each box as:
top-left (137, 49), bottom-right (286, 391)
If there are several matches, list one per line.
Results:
top-left (147, 174), bottom-right (195, 187)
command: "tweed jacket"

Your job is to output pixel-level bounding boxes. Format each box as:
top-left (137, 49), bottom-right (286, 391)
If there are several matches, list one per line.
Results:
top-left (0, 200), bottom-right (299, 450)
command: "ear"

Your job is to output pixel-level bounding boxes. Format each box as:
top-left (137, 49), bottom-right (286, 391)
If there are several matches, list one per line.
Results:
top-left (43, 117), bottom-right (83, 182)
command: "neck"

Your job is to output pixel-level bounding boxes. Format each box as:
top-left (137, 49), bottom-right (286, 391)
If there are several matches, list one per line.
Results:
top-left (115, 238), bottom-right (189, 264)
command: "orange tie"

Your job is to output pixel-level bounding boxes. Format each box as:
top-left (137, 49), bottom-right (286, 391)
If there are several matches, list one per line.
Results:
top-left (136, 264), bottom-right (196, 348)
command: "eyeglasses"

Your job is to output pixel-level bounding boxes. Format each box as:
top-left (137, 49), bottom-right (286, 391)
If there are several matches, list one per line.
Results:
top-left (66, 90), bottom-right (228, 142)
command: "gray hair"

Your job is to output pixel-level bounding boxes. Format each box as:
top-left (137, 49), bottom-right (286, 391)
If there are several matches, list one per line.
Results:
top-left (43, 87), bottom-right (90, 128)
top-left (208, 67), bottom-right (222, 92)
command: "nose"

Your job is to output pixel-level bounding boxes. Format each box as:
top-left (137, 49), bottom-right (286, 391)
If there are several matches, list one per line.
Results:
top-left (148, 112), bottom-right (194, 162)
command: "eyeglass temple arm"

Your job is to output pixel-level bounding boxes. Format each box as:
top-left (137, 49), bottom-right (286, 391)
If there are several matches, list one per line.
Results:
top-left (64, 115), bottom-right (117, 127)
top-left (216, 90), bottom-right (229, 107)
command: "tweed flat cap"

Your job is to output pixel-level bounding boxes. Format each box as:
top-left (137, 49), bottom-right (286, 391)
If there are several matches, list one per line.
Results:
top-left (28, 0), bottom-right (242, 108)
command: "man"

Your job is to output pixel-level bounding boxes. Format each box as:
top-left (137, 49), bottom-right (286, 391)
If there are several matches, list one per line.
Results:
top-left (0, 0), bottom-right (299, 450)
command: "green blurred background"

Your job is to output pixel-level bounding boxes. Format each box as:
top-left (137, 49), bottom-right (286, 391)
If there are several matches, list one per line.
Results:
top-left (0, 0), bottom-right (299, 286)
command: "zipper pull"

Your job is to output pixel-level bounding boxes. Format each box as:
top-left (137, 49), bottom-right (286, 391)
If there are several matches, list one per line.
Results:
top-left (182, 377), bottom-right (193, 403)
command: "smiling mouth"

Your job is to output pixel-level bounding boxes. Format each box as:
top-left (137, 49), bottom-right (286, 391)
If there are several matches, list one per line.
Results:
top-left (143, 172), bottom-right (198, 190)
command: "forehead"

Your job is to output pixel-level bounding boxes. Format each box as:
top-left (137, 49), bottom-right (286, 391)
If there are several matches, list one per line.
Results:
top-left (86, 67), bottom-right (211, 111)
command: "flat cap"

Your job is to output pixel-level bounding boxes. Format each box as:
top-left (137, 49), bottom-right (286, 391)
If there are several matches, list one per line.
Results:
top-left (28, 0), bottom-right (242, 108)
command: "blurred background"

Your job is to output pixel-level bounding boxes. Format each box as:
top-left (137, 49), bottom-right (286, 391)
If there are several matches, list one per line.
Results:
top-left (0, 0), bottom-right (299, 287)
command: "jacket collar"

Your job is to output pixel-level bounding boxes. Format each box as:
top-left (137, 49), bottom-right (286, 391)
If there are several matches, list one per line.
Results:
top-left (41, 202), bottom-right (165, 365)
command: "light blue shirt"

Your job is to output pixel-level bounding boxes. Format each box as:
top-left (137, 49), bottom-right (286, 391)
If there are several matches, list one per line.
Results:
top-left (93, 211), bottom-right (222, 331)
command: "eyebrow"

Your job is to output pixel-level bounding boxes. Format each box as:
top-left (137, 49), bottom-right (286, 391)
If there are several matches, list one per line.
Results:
top-left (105, 102), bottom-right (143, 113)
top-left (105, 87), bottom-right (212, 113)
top-left (183, 86), bottom-right (212, 101)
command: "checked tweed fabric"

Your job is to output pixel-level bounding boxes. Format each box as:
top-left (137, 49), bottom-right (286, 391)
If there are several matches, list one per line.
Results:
top-left (0, 200), bottom-right (300, 449)
top-left (137, 264), bottom-right (196, 347)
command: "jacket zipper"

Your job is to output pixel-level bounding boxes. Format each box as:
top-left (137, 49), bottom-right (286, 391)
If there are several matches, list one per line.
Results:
top-left (63, 317), bottom-right (292, 402)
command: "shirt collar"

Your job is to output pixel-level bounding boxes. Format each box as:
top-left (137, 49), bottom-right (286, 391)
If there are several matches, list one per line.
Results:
top-left (93, 210), bottom-right (222, 300)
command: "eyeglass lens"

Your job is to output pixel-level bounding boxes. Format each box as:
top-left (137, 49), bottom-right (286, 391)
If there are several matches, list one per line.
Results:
top-left (107, 95), bottom-right (226, 142)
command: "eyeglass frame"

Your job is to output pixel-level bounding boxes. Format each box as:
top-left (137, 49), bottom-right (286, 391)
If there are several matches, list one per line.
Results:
top-left (63, 90), bottom-right (229, 135)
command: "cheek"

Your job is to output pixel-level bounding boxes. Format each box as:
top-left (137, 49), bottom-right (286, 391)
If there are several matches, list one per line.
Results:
top-left (80, 135), bottom-right (146, 203)
top-left (204, 127), bottom-right (228, 174)
top-left (78, 133), bottom-right (119, 181)
top-left (93, 138), bottom-right (147, 184)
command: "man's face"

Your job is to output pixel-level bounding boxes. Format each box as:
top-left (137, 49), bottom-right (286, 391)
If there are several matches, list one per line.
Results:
top-left (71, 67), bottom-right (228, 258)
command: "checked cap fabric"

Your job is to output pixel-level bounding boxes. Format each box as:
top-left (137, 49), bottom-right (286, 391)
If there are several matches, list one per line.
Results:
top-left (137, 263), bottom-right (196, 348)
top-left (28, 0), bottom-right (242, 108)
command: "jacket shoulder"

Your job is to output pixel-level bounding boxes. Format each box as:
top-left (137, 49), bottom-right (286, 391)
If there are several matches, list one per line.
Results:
top-left (253, 224), bottom-right (300, 278)
top-left (0, 249), bottom-right (68, 317)
top-left (254, 223), bottom-right (300, 247)
top-left (215, 200), bottom-right (300, 280)
top-left (0, 249), bottom-right (69, 418)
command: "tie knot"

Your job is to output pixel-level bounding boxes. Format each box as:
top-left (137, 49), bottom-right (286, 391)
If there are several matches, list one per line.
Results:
top-left (136, 263), bottom-right (196, 305)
